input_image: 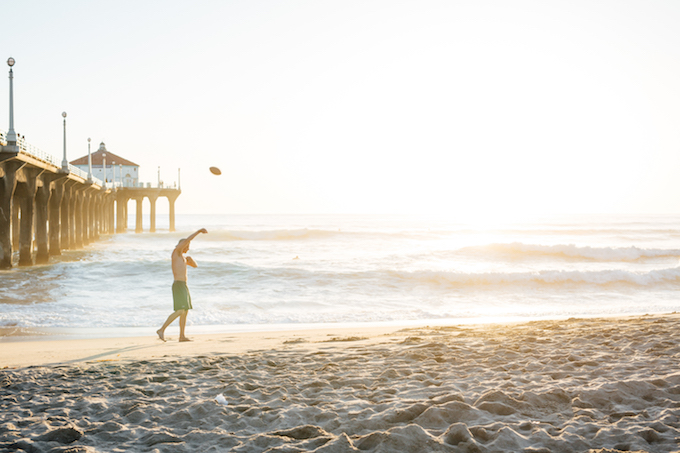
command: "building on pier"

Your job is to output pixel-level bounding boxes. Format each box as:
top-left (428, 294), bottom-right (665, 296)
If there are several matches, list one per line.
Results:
top-left (70, 142), bottom-right (139, 187)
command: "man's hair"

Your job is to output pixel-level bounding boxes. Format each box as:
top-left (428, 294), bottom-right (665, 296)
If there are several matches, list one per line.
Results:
top-left (177, 238), bottom-right (187, 247)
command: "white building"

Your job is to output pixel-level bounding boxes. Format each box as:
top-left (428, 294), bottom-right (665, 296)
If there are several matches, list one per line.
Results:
top-left (70, 142), bottom-right (139, 187)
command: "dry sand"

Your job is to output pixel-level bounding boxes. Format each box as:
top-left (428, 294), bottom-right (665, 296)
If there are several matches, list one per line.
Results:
top-left (2, 314), bottom-right (680, 452)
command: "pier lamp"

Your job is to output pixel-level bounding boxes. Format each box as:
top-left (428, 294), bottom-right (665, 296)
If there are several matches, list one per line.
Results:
top-left (87, 138), bottom-right (92, 181)
top-left (112, 161), bottom-right (116, 187)
top-left (102, 153), bottom-right (107, 186)
top-left (61, 112), bottom-right (68, 169)
top-left (6, 57), bottom-right (17, 146)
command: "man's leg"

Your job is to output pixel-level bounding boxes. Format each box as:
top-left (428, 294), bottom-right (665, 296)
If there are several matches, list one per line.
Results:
top-left (157, 310), bottom-right (184, 341)
top-left (179, 310), bottom-right (191, 342)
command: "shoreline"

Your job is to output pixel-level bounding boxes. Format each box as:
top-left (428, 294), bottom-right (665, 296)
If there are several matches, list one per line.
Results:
top-left (0, 309), bottom-right (668, 343)
top-left (0, 323), bottom-right (411, 370)
top-left (1, 312), bottom-right (676, 370)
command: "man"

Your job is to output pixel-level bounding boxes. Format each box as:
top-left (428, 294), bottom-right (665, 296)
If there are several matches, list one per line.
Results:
top-left (157, 228), bottom-right (208, 342)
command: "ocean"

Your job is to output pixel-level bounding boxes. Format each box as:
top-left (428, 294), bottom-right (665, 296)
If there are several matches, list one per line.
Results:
top-left (1, 213), bottom-right (679, 337)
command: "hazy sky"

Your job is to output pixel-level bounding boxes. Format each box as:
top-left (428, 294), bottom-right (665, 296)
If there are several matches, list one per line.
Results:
top-left (3, 0), bottom-right (680, 217)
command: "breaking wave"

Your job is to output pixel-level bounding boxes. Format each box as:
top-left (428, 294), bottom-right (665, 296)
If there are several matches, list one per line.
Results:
top-left (458, 243), bottom-right (680, 262)
top-left (390, 267), bottom-right (680, 288)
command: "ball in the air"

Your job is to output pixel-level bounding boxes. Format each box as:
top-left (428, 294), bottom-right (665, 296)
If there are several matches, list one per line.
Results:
top-left (209, 167), bottom-right (221, 175)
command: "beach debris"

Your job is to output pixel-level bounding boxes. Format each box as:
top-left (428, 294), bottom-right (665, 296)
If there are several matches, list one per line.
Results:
top-left (214, 393), bottom-right (229, 406)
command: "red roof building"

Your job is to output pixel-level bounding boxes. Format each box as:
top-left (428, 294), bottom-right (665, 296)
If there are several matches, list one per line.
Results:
top-left (70, 142), bottom-right (139, 186)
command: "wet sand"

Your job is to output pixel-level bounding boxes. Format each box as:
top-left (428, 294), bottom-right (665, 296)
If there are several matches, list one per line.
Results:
top-left (2, 314), bottom-right (680, 452)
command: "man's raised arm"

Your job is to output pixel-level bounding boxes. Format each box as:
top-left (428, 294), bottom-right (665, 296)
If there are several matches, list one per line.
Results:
top-left (174, 228), bottom-right (208, 254)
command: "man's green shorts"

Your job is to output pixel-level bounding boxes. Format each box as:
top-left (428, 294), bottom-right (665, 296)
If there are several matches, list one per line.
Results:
top-left (172, 281), bottom-right (193, 311)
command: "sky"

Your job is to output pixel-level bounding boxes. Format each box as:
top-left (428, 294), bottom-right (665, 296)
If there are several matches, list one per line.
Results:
top-left (2, 0), bottom-right (680, 217)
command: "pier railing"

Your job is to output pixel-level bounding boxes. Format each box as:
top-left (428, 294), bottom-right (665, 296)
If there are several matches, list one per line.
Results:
top-left (1, 131), bottom-right (179, 191)
top-left (1, 129), bottom-right (104, 186)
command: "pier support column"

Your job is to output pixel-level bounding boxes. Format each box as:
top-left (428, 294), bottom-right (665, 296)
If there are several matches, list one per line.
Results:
top-left (90, 192), bottom-right (99, 241)
top-left (61, 182), bottom-right (73, 250)
top-left (68, 185), bottom-right (77, 249)
top-left (86, 192), bottom-right (94, 241)
top-left (108, 195), bottom-right (115, 233)
top-left (0, 161), bottom-right (20, 269)
top-left (116, 195), bottom-right (126, 233)
top-left (109, 196), bottom-right (115, 233)
top-left (149, 194), bottom-right (158, 233)
top-left (16, 170), bottom-right (39, 266)
top-left (83, 188), bottom-right (95, 244)
top-left (49, 177), bottom-right (66, 256)
top-left (73, 188), bottom-right (84, 249)
top-left (96, 194), bottom-right (103, 235)
top-left (168, 192), bottom-right (179, 233)
top-left (101, 189), bottom-right (110, 235)
top-left (35, 174), bottom-right (52, 264)
top-left (81, 191), bottom-right (90, 245)
top-left (135, 196), bottom-right (144, 233)
top-left (97, 192), bottom-right (104, 237)
top-left (11, 201), bottom-right (19, 250)
top-left (94, 193), bottom-right (100, 237)
top-left (123, 198), bottom-right (129, 231)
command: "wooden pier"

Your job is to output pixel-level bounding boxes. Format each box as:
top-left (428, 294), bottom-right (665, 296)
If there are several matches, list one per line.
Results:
top-left (0, 142), bottom-right (180, 269)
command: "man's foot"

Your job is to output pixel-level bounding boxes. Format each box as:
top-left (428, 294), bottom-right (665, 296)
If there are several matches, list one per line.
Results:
top-left (179, 337), bottom-right (193, 342)
top-left (157, 329), bottom-right (166, 342)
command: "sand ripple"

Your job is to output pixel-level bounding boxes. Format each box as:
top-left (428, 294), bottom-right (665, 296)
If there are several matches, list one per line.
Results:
top-left (2, 315), bottom-right (680, 452)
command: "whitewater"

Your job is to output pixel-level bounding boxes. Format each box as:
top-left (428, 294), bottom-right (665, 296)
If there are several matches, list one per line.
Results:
top-left (1, 214), bottom-right (679, 334)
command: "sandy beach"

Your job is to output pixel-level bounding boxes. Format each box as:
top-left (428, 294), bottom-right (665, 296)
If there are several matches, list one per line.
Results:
top-left (2, 315), bottom-right (680, 453)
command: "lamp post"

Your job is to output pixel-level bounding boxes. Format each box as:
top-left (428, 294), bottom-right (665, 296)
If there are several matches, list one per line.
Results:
top-left (112, 161), bottom-right (116, 187)
top-left (5, 57), bottom-right (17, 147)
top-left (61, 112), bottom-right (68, 169)
top-left (119, 164), bottom-right (122, 187)
top-left (102, 152), bottom-right (106, 187)
top-left (87, 138), bottom-right (92, 181)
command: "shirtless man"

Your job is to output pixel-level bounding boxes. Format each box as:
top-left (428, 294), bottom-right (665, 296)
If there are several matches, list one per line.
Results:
top-left (157, 228), bottom-right (208, 342)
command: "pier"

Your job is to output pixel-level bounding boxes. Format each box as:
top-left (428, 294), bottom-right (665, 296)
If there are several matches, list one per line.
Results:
top-left (0, 138), bottom-right (181, 269)
top-left (0, 57), bottom-right (180, 269)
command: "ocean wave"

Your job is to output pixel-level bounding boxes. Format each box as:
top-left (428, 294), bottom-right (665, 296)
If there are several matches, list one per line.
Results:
top-left (199, 228), bottom-right (345, 241)
top-left (458, 243), bottom-right (680, 262)
top-left (195, 260), bottom-right (680, 290)
top-left (391, 267), bottom-right (680, 288)
top-left (178, 223), bottom-right (640, 243)
top-left (497, 228), bottom-right (680, 237)
top-left (169, 222), bottom-right (680, 243)
top-left (191, 228), bottom-right (449, 242)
